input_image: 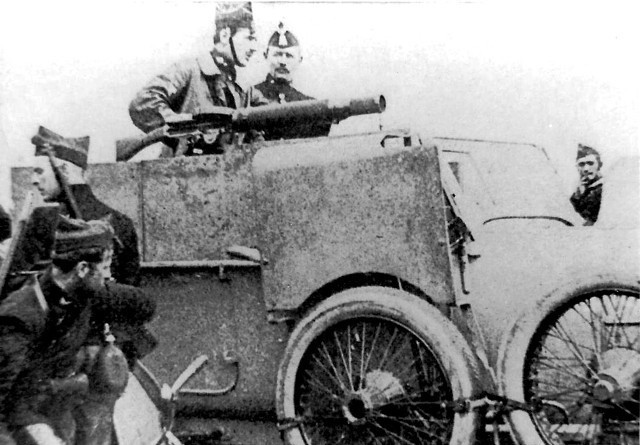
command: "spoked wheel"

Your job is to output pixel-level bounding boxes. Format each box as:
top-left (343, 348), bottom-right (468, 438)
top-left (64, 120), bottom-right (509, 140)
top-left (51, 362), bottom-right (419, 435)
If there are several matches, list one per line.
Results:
top-left (276, 287), bottom-right (480, 445)
top-left (499, 275), bottom-right (640, 445)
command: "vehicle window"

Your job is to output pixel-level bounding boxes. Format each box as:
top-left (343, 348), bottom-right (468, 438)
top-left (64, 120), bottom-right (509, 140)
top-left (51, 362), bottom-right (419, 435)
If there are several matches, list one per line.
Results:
top-left (438, 138), bottom-right (577, 225)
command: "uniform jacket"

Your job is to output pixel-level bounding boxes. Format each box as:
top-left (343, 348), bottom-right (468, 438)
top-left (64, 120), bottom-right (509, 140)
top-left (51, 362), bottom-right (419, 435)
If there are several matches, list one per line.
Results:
top-left (570, 178), bottom-right (603, 226)
top-left (0, 272), bottom-right (92, 431)
top-left (253, 74), bottom-right (313, 104)
top-left (69, 184), bottom-right (140, 286)
top-left (0, 205), bottom-right (10, 243)
top-left (129, 51), bottom-right (267, 134)
top-left (252, 74), bottom-right (331, 140)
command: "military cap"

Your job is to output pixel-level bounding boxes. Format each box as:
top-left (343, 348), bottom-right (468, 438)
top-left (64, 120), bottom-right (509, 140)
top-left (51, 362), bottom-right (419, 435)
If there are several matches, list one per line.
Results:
top-left (577, 144), bottom-right (602, 164)
top-left (267, 22), bottom-right (299, 48)
top-left (215, 2), bottom-right (254, 32)
top-left (32, 126), bottom-right (90, 169)
top-left (53, 216), bottom-right (114, 256)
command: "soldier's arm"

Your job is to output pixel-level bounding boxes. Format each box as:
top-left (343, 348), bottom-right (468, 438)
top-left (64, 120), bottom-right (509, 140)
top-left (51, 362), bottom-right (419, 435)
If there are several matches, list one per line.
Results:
top-left (94, 282), bottom-right (157, 362)
top-left (0, 206), bottom-right (10, 243)
top-left (98, 282), bottom-right (156, 324)
top-left (0, 321), bottom-right (50, 428)
top-left (0, 323), bottom-right (31, 406)
top-left (114, 217), bottom-right (141, 286)
top-left (569, 187), bottom-right (584, 212)
top-left (128, 61), bottom-right (194, 133)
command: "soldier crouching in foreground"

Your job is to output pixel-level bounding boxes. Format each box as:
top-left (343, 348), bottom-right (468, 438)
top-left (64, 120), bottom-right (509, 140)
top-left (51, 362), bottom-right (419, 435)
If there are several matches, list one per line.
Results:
top-left (570, 144), bottom-right (604, 226)
top-left (0, 218), bottom-right (115, 445)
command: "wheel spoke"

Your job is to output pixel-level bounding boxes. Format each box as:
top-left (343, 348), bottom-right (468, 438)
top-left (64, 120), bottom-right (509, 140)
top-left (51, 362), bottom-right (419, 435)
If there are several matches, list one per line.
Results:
top-left (368, 418), bottom-right (421, 445)
top-left (553, 320), bottom-right (599, 376)
top-left (376, 326), bottom-right (399, 371)
top-left (321, 343), bottom-right (348, 392)
top-left (334, 330), bottom-right (354, 391)
top-left (537, 348), bottom-right (593, 384)
top-left (363, 323), bottom-right (382, 376)
top-left (311, 353), bottom-right (348, 390)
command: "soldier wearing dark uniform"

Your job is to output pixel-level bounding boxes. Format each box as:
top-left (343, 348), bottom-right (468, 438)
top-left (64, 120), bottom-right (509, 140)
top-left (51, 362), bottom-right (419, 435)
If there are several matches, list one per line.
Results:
top-left (253, 23), bottom-right (312, 105)
top-left (0, 217), bottom-right (115, 445)
top-left (252, 23), bottom-right (331, 140)
top-left (570, 144), bottom-right (604, 226)
top-left (31, 126), bottom-right (140, 286)
top-left (128, 2), bottom-right (267, 156)
top-left (0, 205), bottom-right (10, 243)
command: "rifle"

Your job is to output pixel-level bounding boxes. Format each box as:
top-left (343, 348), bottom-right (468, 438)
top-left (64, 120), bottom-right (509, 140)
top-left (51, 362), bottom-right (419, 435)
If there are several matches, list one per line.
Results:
top-left (117, 95), bottom-right (386, 162)
top-left (43, 146), bottom-right (82, 219)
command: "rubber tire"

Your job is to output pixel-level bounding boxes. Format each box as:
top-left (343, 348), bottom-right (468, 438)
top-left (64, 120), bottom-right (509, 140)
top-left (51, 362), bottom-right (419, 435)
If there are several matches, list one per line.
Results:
top-left (497, 271), bottom-right (640, 445)
top-left (275, 286), bottom-right (481, 445)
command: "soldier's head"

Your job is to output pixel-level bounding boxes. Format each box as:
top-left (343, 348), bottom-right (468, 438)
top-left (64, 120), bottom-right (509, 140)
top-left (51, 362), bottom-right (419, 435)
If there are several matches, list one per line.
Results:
top-left (265, 22), bottom-right (303, 83)
top-left (213, 2), bottom-right (258, 68)
top-left (31, 126), bottom-right (89, 201)
top-left (50, 216), bottom-right (114, 300)
top-left (576, 144), bottom-right (602, 184)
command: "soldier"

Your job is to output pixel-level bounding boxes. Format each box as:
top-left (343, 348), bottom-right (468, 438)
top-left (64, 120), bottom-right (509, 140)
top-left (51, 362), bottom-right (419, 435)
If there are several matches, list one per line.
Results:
top-left (253, 22), bottom-right (312, 105)
top-left (0, 205), bottom-right (10, 243)
top-left (0, 217), bottom-right (115, 445)
top-left (252, 23), bottom-right (331, 140)
top-left (570, 144), bottom-right (604, 225)
top-left (128, 1), bottom-right (268, 156)
top-left (31, 126), bottom-right (140, 285)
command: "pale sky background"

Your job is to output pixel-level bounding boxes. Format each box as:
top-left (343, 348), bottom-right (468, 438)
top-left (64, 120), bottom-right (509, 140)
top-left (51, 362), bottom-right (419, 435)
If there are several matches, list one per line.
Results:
top-left (1, 1), bottom-right (638, 209)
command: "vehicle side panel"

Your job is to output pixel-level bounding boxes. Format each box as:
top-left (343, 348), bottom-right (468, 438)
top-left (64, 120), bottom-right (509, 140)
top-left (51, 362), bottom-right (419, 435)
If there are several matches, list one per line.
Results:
top-left (140, 266), bottom-right (288, 415)
top-left (253, 135), bottom-right (456, 311)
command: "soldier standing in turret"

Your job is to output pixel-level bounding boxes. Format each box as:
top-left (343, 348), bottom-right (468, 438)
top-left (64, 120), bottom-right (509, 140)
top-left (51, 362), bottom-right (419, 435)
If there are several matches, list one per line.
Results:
top-left (128, 2), bottom-right (267, 155)
top-left (253, 22), bottom-right (312, 105)
top-left (252, 23), bottom-right (331, 140)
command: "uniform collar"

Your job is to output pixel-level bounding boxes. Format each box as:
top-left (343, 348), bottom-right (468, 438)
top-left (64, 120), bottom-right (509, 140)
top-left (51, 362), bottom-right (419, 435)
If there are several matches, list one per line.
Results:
top-left (39, 269), bottom-right (73, 309)
top-left (266, 73), bottom-right (291, 86)
top-left (199, 51), bottom-right (236, 81)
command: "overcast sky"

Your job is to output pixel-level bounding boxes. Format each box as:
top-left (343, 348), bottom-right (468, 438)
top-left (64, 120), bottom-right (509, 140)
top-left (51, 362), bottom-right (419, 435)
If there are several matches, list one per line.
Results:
top-left (1, 1), bottom-right (638, 207)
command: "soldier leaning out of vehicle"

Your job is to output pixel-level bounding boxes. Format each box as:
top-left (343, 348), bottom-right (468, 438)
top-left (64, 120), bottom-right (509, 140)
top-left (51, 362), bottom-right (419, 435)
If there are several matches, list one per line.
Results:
top-left (31, 126), bottom-right (140, 286)
top-left (251, 22), bottom-right (331, 140)
top-left (128, 1), bottom-right (268, 157)
top-left (570, 144), bottom-right (604, 226)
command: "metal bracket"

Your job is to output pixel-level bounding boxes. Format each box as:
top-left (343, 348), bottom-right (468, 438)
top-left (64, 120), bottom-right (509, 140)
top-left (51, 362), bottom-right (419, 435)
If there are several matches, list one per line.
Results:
top-left (178, 350), bottom-right (239, 397)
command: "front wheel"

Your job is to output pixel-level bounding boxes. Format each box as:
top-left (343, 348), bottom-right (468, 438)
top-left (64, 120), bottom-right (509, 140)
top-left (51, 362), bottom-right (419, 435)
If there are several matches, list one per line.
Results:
top-left (498, 273), bottom-right (640, 445)
top-left (276, 286), bottom-right (481, 445)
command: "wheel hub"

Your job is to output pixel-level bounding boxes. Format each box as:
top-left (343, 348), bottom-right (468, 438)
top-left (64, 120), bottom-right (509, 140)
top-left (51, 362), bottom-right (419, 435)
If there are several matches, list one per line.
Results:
top-left (342, 369), bottom-right (406, 423)
top-left (593, 348), bottom-right (640, 404)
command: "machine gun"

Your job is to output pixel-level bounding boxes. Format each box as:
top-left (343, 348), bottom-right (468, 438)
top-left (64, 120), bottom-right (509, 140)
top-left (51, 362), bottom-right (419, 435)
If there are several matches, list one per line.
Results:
top-left (116, 95), bottom-right (386, 162)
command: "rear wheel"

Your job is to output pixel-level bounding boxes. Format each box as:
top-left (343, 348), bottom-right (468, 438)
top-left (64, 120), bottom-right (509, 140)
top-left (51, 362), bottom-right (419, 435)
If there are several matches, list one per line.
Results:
top-left (499, 274), bottom-right (640, 445)
top-left (276, 286), bottom-right (480, 445)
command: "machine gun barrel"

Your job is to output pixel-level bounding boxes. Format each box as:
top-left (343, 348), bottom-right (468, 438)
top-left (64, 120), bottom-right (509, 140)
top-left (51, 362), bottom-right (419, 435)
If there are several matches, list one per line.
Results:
top-left (116, 95), bottom-right (385, 162)
top-left (232, 95), bottom-right (386, 133)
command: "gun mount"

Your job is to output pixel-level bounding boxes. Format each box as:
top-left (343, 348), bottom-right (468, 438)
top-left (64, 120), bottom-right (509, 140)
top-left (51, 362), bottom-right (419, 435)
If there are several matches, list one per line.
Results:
top-left (116, 95), bottom-right (386, 162)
